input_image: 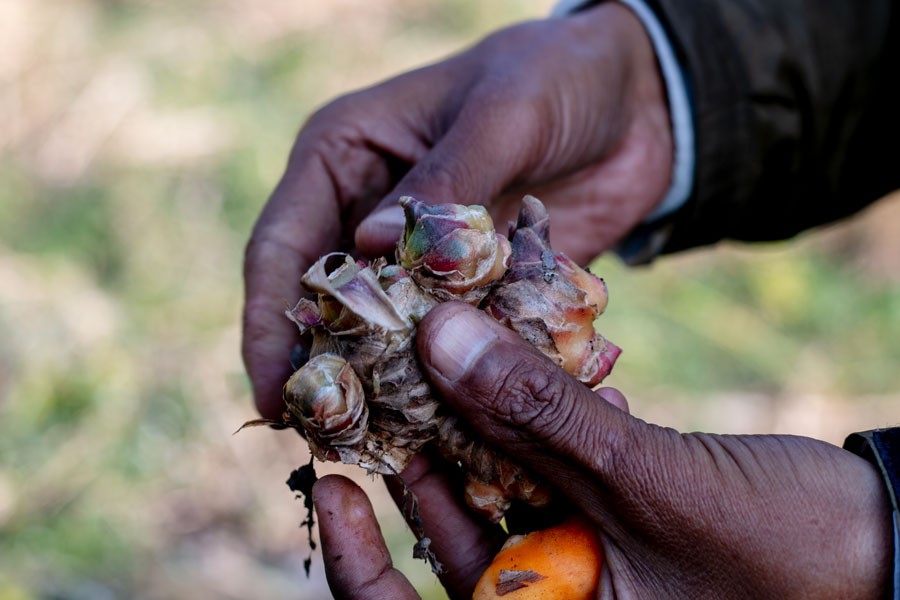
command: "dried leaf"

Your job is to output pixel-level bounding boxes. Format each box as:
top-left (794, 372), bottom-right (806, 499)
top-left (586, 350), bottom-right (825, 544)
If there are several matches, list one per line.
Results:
top-left (302, 253), bottom-right (408, 333)
top-left (496, 569), bottom-right (546, 596)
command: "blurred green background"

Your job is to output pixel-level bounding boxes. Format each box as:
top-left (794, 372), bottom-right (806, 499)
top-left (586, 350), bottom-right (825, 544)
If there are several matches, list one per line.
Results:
top-left (1, 1), bottom-right (898, 598)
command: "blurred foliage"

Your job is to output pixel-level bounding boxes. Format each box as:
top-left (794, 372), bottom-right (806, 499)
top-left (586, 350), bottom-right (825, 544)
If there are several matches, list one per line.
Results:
top-left (1, 0), bottom-right (899, 598)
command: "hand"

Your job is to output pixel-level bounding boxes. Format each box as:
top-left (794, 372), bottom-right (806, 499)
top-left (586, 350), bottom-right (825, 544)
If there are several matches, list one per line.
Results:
top-left (313, 303), bottom-right (893, 599)
top-left (243, 3), bottom-right (673, 418)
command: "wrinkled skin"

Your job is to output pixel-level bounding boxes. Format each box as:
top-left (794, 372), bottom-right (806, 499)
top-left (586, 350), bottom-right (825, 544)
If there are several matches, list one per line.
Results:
top-left (313, 303), bottom-right (892, 600)
top-left (242, 3), bottom-right (671, 419)
top-left (242, 4), bottom-right (892, 599)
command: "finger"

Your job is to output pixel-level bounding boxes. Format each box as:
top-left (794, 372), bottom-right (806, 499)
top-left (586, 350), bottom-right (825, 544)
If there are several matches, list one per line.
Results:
top-left (385, 451), bottom-right (506, 600)
top-left (244, 106), bottom-right (415, 418)
top-left (416, 302), bottom-right (637, 509)
top-left (243, 156), bottom-right (343, 418)
top-left (243, 64), bottom-right (472, 418)
top-left (354, 84), bottom-right (542, 256)
top-left (597, 386), bottom-right (629, 413)
top-left (313, 474), bottom-right (420, 600)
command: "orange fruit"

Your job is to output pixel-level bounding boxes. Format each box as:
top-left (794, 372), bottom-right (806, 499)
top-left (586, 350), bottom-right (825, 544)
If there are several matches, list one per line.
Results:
top-left (472, 517), bottom-right (602, 599)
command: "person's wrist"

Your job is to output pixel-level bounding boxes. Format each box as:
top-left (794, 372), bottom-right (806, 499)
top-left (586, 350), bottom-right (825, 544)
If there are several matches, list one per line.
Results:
top-left (845, 429), bottom-right (900, 599)
top-left (557, 0), bottom-right (694, 263)
top-left (578, 2), bottom-right (674, 228)
top-left (796, 450), bottom-right (894, 600)
top-left (575, 2), bottom-right (667, 116)
top-left (846, 464), bottom-right (894, 598)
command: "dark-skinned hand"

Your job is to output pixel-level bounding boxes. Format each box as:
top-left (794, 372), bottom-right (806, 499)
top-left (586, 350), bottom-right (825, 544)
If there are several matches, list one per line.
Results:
top-left (312, 303), bottom-right (892, 600)
top-left (242, 3), bottom-right (672, 419)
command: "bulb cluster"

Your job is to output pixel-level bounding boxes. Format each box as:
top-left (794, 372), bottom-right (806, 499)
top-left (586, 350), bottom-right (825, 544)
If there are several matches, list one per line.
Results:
top-left (279, 195), bottom-right (619, 523)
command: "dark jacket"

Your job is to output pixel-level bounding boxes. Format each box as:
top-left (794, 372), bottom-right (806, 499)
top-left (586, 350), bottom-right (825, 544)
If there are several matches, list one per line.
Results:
top-left (647, 0), bottom-right (900, 253)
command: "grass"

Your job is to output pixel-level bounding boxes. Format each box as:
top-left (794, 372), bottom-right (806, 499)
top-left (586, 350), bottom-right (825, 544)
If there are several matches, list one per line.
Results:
top-left (1, 1), bottom-right (898, 598)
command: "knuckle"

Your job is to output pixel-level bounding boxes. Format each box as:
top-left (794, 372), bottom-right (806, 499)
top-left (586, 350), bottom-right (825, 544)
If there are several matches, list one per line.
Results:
top-left (305, 92), bottom-right (360, 130)
top-left (489, 360), bottom-right (582, 446)
top-left (243, 229), bottom-right (319, 283)
top-left (242, 234), bottom-right (278, 282)
top-left (240, 299), bottom-right (280, 363)
top-left (294, 119), bottom-right (359, 168)
top-left (242, 229), bottom-right (269, 271)
top-left (291, 94), bottom-right (369, 167)
top-left (241, 295), bottom-right (275, 339)
top-left (352, 567), bottom-right (396, 600)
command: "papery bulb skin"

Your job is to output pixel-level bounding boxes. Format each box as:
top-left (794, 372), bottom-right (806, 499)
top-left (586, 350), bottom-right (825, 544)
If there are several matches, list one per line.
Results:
top-left (397, 196), bottom-right (511, 303)
top-left (486, 196), bottom-right (619, 386)
top-left (376, 262), bottom-right (410, 291)
top-left (285, 298), bottom-right (322, 333)
top-left (464, 477), bottom-right (512, 524)
top-left (285, 252), bottom-right (442, 475)
top-left (436, 416), bottom-right (553, 523)
top-left (283, 353), bottom-right (368, 461)
top-left (555, 253), bottom-right (609, 316)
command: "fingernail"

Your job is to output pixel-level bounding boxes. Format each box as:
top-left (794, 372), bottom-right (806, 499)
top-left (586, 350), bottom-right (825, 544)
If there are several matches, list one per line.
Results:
top-left (430, 308), bottom-right (497, 381)
top-left (360, 204), bottom-right (404, 236)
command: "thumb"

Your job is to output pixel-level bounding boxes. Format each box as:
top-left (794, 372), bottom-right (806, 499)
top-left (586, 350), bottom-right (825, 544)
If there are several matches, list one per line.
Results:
top-left (354, 95), bottom-right (539, 255)
top-left (417, 302), bottom-right (637, 501)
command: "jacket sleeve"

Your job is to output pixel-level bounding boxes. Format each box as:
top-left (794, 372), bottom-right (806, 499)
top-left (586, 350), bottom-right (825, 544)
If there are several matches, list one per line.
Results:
top-left (645, 0), bottom-right (900, 253)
